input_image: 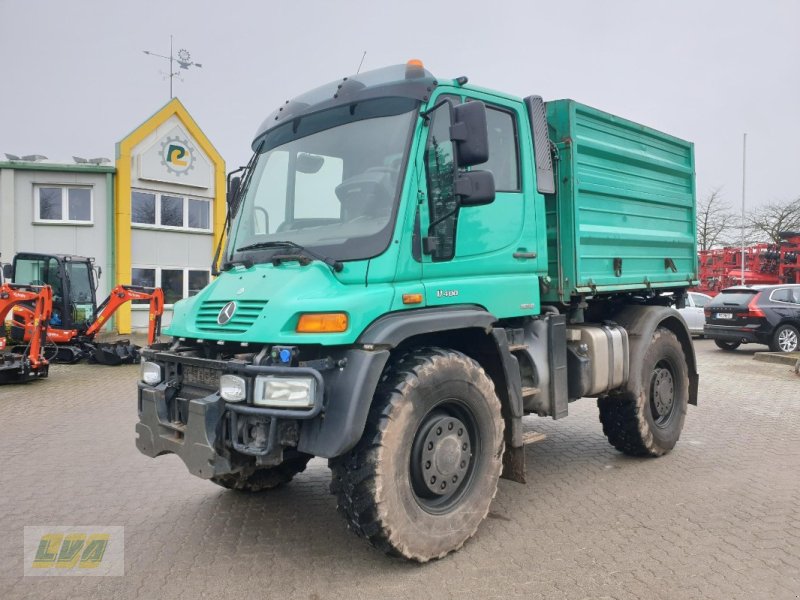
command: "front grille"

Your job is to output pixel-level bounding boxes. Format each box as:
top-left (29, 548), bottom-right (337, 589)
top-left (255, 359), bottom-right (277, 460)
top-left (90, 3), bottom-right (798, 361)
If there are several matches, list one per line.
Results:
top-left (195, 299), bottom-right (267, 333)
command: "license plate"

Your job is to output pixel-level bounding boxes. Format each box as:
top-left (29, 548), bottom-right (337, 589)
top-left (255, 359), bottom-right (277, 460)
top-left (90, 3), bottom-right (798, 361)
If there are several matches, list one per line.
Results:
top-left (716, 312), bottom-right (733, 320)
top-left (183, 365), bottom-right (221, 389)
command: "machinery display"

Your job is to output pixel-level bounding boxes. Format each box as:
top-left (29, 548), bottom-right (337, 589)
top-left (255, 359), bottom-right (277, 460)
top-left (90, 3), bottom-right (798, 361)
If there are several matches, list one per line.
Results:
top-left (696, 232), bottom-right (800, 295)
top-left (7, 253), bottom-right (164, 365)
top-left (0, 282), bottom-right (52, 383)
top-left (135, 62), bottom-right (699, 561)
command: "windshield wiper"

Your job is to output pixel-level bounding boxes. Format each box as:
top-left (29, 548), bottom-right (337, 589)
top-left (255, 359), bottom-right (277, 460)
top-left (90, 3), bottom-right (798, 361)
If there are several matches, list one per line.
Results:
top-left (235, 241), bottom-right (343, 273)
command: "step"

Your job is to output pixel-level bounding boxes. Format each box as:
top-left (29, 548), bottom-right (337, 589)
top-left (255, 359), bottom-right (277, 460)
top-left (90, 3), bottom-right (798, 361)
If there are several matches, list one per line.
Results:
top-left (521, 386), bottom-right (540, 397)
top-left (508, 344), bottom-right (528, 352)
top-left (522, 431), bottom-right (547, 445)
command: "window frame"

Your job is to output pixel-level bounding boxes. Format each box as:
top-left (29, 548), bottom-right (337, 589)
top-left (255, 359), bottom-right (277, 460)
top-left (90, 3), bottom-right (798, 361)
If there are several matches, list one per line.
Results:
top-left (34, 185), bottom-right (94, 225)
top-left (769, 287), bottom-right (800, 305)
top-left (131, 265), bottom-right (211, 308)
top-left (130, 188), bottom-right (212, 233)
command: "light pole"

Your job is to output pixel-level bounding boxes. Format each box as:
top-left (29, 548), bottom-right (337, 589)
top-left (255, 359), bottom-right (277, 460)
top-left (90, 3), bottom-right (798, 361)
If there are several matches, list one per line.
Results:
top-left (143, 34), bottom-right (202, 99)
top-left (741, 133), bottom-right (747, 285)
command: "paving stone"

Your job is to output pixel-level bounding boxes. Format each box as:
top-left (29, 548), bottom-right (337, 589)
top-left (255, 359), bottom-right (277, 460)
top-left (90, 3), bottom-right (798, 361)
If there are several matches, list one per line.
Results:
top-left (0, 339), bottom-right (798, 599)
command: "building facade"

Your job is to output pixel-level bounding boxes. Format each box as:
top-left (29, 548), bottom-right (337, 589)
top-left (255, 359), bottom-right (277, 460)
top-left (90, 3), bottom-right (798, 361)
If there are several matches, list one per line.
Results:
top-left (0, 98), bottom-right (225, 334)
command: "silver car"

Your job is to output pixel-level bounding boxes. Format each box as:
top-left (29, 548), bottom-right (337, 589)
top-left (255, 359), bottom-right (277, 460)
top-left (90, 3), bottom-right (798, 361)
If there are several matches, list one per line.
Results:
top-left (679, 292), bottom-right (712, 336)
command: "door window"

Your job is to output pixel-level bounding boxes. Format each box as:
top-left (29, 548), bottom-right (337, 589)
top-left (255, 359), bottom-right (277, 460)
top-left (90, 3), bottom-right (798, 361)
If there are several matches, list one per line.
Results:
top-left (482, 106), bottom-right (520, 191)
top-left (424, 102), bottom-right (457, 261)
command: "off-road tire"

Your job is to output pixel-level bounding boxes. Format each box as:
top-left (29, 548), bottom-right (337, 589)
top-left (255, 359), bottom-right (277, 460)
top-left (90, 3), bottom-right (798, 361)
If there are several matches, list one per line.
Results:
top-left (770, 324), bottom-right (799, 353)
top-left (210, 453), bottom-right (312, 492)
top-left (329, 348), bottom-right (504, 562)
top-left (714, 339), bottom-right (740, 351)
top-left (598, 328), bottom-right (689, 457)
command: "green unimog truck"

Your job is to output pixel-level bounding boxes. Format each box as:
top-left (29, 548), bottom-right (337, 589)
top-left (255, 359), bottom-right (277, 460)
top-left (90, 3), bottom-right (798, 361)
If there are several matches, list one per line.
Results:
top-left (136, 61), bottom-right (698, 561)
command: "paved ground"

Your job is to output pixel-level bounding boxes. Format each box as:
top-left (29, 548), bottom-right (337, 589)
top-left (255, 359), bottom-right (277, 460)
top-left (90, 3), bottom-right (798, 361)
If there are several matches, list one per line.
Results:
top-left (1, 339), bottom-right (798, 599)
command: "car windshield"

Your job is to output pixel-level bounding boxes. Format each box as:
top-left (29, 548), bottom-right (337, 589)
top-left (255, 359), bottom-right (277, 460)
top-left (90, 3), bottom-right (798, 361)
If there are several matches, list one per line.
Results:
top-left (228, 97), bottom-right (418, 263)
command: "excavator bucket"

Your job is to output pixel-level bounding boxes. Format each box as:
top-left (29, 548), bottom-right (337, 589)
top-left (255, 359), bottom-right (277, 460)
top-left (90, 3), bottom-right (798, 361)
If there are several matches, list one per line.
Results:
top-left (91, 340), bottom-right (140, 366)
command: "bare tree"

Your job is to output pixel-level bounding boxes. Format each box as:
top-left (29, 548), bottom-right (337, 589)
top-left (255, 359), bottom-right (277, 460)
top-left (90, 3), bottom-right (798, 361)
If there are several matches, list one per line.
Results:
top-left (696, 188), bottom-right (734, 251)
top-left (748, 198), bottom-right (800, 244)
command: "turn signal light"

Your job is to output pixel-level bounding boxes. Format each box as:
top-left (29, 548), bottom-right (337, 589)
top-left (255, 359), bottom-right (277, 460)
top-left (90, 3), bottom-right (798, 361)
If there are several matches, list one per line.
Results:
top-left (296, 313), bottom-right (348, 333)
top-left (402, 293), bottom-right (423, 305)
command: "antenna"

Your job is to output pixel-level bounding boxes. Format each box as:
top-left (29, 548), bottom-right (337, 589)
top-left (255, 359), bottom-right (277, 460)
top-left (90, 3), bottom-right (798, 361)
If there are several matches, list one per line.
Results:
top-left (143, 34), bottom-right (202, 99)
top-left (356, 51), bottom-right (367, 74)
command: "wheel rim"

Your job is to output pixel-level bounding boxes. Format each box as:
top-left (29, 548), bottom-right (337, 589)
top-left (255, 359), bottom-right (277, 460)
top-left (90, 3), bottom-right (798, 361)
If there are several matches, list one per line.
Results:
top-left (778, 328), bottom-right (798, 352)
top-left (409, 401), bottom-right (479, 514)
top-left (650, 359), bottom-right (676, 428)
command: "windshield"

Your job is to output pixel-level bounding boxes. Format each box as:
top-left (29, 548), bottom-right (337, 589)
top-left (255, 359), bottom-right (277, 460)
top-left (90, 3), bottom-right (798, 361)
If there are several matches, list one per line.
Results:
top-left (709, 291), bottom-right (758, 306)
top-left (229, 97), bottom-right (418, 263)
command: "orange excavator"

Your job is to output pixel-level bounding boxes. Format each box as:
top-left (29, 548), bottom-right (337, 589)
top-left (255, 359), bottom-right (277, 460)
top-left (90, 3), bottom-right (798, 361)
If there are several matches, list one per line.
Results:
top-left (7, 253), bottom-right (164, 365)
top-left (0, 282), bottom-right (52, 383)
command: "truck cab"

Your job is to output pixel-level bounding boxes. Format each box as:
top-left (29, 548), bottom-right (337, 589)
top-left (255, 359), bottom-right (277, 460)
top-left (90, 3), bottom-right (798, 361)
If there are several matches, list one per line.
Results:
top-left (136, 62), bottom-right (698, 562)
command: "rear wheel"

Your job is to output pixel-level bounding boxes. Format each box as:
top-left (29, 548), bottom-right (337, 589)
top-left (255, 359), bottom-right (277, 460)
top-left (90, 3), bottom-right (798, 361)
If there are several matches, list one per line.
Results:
top-left (770, 324), bottom-right (799, 353)
top-left (210, 453), bottom-right (311, 492)
top-left (329, 348), bottom-right (504, 562)
top-left (598, 328), bottom-right (689, 457)
top-left (714, 339), bottom-right (741, 351)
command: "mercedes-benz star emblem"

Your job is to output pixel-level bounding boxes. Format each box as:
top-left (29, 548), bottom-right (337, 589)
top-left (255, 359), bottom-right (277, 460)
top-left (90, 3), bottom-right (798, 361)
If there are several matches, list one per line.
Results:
top-left (217, 301), bottom-right (237, 325)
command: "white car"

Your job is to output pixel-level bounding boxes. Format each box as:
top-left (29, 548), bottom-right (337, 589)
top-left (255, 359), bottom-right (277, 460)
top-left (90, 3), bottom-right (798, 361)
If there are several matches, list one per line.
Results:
top-left (679, 292), bottom-right (712, 336)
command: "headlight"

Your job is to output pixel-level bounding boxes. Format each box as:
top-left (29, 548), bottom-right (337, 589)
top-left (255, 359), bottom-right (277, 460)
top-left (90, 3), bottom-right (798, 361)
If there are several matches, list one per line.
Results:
top-left (253, 376), bottom-right (315, 409)
top-left (219, 374), bottom-right (247, 402)
top-left (140, 361), bottom-right (162, 386)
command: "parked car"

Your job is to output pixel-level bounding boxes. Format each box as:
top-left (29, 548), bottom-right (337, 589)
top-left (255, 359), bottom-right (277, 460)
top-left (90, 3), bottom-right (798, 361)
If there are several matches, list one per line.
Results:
top-left (704, 284), bottom-right (800, 352)
top-left (679, 291), bottom-right (712, 336)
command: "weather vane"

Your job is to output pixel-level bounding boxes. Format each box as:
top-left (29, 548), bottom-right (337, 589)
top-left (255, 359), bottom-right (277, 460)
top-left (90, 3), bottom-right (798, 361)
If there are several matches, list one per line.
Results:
top-left (143, 34), bottom-right (202, 99)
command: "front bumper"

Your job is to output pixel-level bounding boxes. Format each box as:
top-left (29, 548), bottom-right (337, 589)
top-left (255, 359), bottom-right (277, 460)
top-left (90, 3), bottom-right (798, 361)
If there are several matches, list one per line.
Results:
top-left (135, 346), bottom-right (390, 479)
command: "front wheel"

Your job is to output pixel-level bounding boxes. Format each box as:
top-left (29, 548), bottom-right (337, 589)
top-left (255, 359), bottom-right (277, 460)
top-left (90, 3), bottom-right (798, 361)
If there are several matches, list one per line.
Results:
top-left (329, 348), bottom-right (504, 562)
top-left (598, 327), bottom-right (689, 457)
top-left (714, 339), bottom-right (741, 351)
top-left (210, 452), bottom-right (312, 492)
top-left (770, 324), bottom-right (799, 353)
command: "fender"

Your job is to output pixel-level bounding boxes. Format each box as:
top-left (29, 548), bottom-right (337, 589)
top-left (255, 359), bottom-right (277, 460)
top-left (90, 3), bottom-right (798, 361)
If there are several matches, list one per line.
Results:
top-left (299, 306), bottom-right (504, 458)
top-left (357, 305), bottom-right (497, 347)
top-left (611, 305), bottom-right (699, 405)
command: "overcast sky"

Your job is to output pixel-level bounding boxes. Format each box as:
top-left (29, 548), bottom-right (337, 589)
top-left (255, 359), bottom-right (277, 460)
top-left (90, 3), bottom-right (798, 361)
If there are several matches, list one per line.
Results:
top-left (1, 0), bottom-right (798, 209)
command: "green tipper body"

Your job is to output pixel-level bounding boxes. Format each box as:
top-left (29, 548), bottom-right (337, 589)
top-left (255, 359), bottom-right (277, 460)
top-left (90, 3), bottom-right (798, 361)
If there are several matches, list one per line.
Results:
top-left (543, 100), bottom-right (697, 303)
top-left (166, 86), bottom-right (696, 346)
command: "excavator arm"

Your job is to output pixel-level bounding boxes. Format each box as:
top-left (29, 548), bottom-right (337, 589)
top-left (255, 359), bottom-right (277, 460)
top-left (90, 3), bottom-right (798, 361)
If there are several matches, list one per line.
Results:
top-left (84, 285), bottom-right (164, 345)
top-left (0, 283), bottom-right (52, 370)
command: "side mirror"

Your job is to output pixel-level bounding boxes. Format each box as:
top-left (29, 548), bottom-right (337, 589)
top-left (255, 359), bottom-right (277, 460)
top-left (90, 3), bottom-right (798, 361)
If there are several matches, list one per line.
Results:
top-left (450, 101), bottom-right (489, 167)
top-left (227, 175), bottom-right (242, 214)
top-left (1, 264), bottom-right (12, 282)
top-left (455, 170), bottom-right (495, 206)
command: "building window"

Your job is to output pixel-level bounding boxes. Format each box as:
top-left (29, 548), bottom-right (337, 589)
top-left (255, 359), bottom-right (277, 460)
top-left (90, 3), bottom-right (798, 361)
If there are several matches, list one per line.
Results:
top-left (131, 189), bottom-right (211, 232)
top-left (35, 186), bottom-right (93, 224)
top-left (131, 191), bottom-right (156, 224)
top-left (131, 266), bottom-right (210, 306)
